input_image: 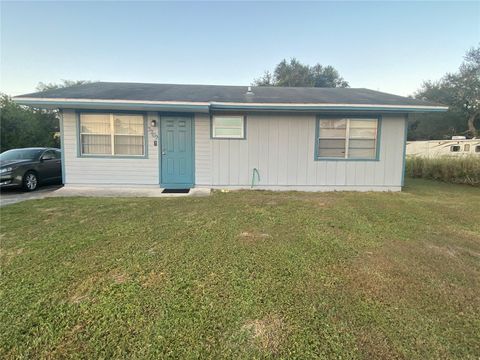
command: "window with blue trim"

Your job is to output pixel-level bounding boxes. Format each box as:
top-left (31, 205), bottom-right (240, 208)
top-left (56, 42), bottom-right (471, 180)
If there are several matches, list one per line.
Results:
top-left (317, 118), bottom-right (379, 160)
top-left (79, 113), bottom-right (145, 156)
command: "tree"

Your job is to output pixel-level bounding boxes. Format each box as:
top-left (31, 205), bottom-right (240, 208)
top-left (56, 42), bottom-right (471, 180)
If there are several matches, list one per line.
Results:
top-left (253, 58), bottom-right (349, 88)
top-left (1, 80), bottom-right (94, 152)
top-left (254, 71), bottom-right (274, 86)
top-left (0, 94), bottom-right (59, 152)
top-left (413, 46), bottom-right (480, 138)
top-left (36, 79), bottom-right (91, 92)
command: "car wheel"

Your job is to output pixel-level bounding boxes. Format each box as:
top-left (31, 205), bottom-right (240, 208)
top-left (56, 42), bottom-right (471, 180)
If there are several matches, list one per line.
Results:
top-left (23, 171), bottom-right (38, 191)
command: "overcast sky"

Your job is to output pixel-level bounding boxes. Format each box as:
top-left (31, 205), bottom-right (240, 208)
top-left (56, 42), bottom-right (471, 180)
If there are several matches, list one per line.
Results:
top-left (1, 1), bottom-right (479, 96)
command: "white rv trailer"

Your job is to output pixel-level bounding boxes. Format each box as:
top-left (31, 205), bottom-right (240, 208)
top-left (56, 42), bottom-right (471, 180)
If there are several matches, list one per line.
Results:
top-left (406, 138), bottom-right (480, 157)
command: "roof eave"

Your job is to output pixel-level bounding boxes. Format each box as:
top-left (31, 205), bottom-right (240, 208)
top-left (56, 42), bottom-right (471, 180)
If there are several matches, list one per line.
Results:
top-left (210, 104), bottom-right (448, 113)
top-left (12, 97), bottom-right (448, 113)
top-left (12, 98), bottom-right (211, 113)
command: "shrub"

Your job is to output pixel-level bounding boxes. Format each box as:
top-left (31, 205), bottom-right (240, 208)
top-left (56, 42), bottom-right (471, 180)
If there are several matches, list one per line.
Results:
top-left (405, 156), bottom-right (480, 186)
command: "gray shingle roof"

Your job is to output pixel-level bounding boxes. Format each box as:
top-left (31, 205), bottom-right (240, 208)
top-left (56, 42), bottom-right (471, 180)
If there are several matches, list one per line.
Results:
top-left (16, 82), bottom-right (444, 107)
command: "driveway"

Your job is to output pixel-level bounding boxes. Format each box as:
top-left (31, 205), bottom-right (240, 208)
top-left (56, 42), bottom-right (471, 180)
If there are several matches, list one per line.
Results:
top-left (0, 185), bottom-right (63, 207)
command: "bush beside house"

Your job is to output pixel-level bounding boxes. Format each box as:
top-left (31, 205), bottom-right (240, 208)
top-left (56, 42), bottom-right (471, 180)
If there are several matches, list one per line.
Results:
top-left (405, 156), bottom-right (480, 186)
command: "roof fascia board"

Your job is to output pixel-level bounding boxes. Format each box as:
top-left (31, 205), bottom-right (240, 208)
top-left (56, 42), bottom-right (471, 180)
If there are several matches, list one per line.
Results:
top-left (13, 98), bottom-right (210, 112)
top-left (210, 103), bottom-right (448, 112)
top-left (13, 97), bottom-right (448, 113)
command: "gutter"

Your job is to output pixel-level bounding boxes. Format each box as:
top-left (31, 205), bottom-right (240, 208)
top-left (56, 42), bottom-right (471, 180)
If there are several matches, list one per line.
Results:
top-left (12, 98), bottom-right (211, 113)
top-left (13, 97), bottom-right (448, 113)
top-left (210, 103), bottom-right (448, 113)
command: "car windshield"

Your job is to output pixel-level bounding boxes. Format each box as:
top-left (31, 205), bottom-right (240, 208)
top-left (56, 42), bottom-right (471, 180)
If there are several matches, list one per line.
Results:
top-left (0, 149), bottom-right (43, 161)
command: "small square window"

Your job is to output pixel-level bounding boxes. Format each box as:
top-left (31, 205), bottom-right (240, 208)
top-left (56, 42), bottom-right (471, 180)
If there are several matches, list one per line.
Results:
top-left (212, 116), bottom-right (245, 139)
top-left (475, 145), bottom-right (480, 153)
top-left (450, 145), bottom-right (461, 152)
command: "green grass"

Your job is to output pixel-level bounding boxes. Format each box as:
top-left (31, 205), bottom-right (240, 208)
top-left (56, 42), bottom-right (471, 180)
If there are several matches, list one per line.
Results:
top-left (406, 156), bottom-right (480, 186)
top-left (1, 179), bottom-right (479, 359)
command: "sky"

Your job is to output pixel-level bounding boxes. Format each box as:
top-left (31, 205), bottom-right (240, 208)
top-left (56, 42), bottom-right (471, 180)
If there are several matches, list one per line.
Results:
top-left (1, 1), bottom-right (479, 97)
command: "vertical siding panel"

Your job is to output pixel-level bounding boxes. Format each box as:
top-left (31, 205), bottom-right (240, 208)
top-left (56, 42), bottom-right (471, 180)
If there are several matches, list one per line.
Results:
top-left (258, 117), bottom-right (270, 186)
top-left (316, 161), bottom-right (327, 185)
top-left (336, 162), bottom-right (346, 185)
top-left (384, 120), bottom-right (397, 185)
top-left (326, 162), bottom-right (336, 185)
top-left (210, 138), bottom-right (215, 185)
top-left (213, 140), bottom-right (220, 185)
top-left (375, 120), bottom-right (388, 186)
top-left (306, 117), bottom-right (317, 185)
top-left (248, 118), bottom-right (260, 183)
top-left (393, 118), bottom-right (406, 186)
top-left (277, 117), bottom-right (289, 185)
top-left (267, 117), bottom-right (279, 185)
top-left (364, 162), bottom-right (375, 186)
top-left (287, 118), bottom-right (298, 185)
top-left (195, 115), bottom-right (212, 185)
top-left (239, 136), bottom-right (249, 185)
top-left (344, 163), bottom-right (355, 185)
top-left (355, 162), bottom-right (366, 186)
top-left (296, 117), bottom-right (309, 185)
top-left (63, 110), bottom-right (75, 184)
top-left (229, 140), bottom-right (240, 185)
top-left (218, 141), bottom-right (230, 185)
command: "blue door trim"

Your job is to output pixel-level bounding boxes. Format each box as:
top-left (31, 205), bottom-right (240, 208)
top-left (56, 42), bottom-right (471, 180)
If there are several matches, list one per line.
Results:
top-left (159, 114), bottom-right (195, 188)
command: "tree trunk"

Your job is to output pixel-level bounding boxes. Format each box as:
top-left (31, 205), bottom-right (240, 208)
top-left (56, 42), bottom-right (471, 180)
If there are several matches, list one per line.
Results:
top-left (467, 111), bottom-right (478, 138)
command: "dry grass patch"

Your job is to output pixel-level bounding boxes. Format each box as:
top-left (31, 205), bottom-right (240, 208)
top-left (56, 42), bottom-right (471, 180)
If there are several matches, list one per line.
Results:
top-left (68, 274), bottom-right (102, 304)
top-left (242, 314), bottom-right (287, 354)
top-left (356, 328), bottom-right (403, 360)
top-left (0, 247), bottom-right (25, 266)
top-left (238, 231), bottom-right (271, 243)
top-left (141, 271), bottom-right (166, 288)
top-left (48, 324), bottom-right (86, 358)
top-left (111, 272), bottom-right (129, 284)
top-left (427, 244), bottom-right (458, 257)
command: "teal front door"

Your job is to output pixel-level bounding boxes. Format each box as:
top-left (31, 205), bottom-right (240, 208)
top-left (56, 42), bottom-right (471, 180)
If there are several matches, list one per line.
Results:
top-left (160, 116), bottom-right (194, 188)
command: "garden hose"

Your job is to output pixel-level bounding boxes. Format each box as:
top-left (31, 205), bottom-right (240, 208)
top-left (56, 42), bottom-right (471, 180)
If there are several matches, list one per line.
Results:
top-left (251, 168), bottom-right (260, 188)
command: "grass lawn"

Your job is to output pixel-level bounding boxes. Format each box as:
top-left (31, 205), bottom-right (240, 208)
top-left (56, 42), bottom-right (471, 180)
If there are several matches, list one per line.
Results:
top-left (1, 179), bottom-right (479, 359)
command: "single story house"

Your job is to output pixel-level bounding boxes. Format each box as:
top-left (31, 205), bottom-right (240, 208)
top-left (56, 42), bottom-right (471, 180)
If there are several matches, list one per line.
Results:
top-left (13, 82), bottom-right (447, 191)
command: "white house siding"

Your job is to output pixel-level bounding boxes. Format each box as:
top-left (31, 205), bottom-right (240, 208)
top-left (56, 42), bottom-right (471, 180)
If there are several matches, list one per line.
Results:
top-left (61, 110), bottom-right (405, 190)
top-left (194, 113), bottom-right (406, 191)
top-left (61, 110), bottom-right (159, 185)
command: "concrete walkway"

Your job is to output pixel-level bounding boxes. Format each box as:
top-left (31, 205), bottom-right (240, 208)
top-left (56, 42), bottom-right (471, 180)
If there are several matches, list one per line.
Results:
top-left (1, 185), bottom-right (210, 206)
top-left (48, 186), bottom-right (211, 198)
top-left (0, 185), bottom-right (63, 207)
